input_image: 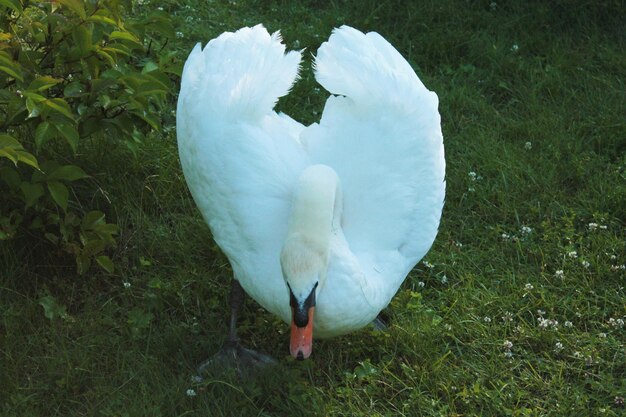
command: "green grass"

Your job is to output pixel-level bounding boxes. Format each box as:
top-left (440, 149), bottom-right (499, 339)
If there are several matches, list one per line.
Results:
top-left (2, 0), bottom-right (626, 415)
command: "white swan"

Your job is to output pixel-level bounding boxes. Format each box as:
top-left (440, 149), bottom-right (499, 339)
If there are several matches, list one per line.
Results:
top-left (177, 25), bottom-right (445, 362)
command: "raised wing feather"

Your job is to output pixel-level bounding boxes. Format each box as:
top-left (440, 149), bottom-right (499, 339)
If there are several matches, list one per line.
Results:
top-left (304, 26), bottom-right (445, 275)
top-left (177, 26), bottom-right (308, 317)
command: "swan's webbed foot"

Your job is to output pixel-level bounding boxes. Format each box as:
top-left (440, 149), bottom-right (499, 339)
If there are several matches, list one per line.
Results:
top-left (195, 340), bottom-right (276, 379)
top-left (370, 314), bottom-right (388, 331)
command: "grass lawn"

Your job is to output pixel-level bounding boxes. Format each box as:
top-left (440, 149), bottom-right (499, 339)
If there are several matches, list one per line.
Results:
top-left (2, 0), bottom-right (625, 416)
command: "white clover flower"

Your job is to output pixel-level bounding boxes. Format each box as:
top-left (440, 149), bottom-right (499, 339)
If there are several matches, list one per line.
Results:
top-left (520, 226), bottom-right (532, 235)
top-left (440, 275), bottom-right (448, 284)
top-left (417, 281), bottom-right (425, 288)
top-left (609, 318), bottom-right (624, 328)
top-left (455, 241), bottom-right (463, 248)
top-left (123, 282), bottom-right (131, 289)
top-left (524, 141), bottom-right (532, 150)
top-left (609, 254), bottom-right (617, 261)
top-left (524, 283), bottom-right (534, 291)
top-left (555, 270), bottom-right (564, 278)
top-left (504, 351), bottom-right (513, 358)
top-left (468, 186), bottom-right (476, 193)
top-left (423, 261), bottom-right (434, 269)
top-left (490, 1), bottom-right (497, 11)
top-left (176, 31), bottom-right (184, 39)
top-left (444, 324), bottom-right (452, 331)
top-left (568, 251), bottom-right (578, 259)
top-left (588, 222), bottom-right (598, 231)
top-left (483, 316), bottom-right (492, 323)
top-left (502, 312), bottom-right (513, 322)
top-left (573, 351), bottom-right (582, 359)
top-left (554, 342), bottom-right (564, 352)
top-left (599, 225), bottom-right (607, 230)
top-left (186, 389), bottom-right (197, 397)
top-left (598, 332), bottom-right (607, 338)
top-left (501, 233), bottom-right (510, 240)
top-left (581, 260), bottom-right (590, 268)
top-left (564, 321), bottom-right (573, 328)
top-left (537, 309), bottom-right (545, 316)
top-left (503, 340), bottom-right (513, 350)
top-left (511, 44), bottom-right (519, 52)
top-left (611, 264), bottom-right (626, 271)
top-left (468, 171), bottom-right (478, 181)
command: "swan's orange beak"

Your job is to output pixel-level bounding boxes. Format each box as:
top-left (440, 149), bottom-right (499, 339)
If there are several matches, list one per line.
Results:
top-left (290, 306), bottom-right (314, 360)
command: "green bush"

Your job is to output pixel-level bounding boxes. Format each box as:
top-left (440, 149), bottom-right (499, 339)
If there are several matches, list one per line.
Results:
top-left (0, 0), bottom-right (177, 273)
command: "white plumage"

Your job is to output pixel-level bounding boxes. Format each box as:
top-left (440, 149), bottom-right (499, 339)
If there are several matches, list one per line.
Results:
top-left (177, 25), bottom-right (445, 340)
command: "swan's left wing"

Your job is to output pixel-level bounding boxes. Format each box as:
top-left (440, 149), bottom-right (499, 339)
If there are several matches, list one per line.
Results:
top-left (303, 26), bottom-right (445, 296)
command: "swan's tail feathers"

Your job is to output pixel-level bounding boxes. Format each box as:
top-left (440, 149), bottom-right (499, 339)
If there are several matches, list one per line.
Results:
top-left (179, 25), bottom-right (302, 121)
top-left (314, 26), bottom-right (437, 112)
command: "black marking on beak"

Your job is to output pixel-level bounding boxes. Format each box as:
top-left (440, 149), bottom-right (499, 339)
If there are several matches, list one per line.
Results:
top-left (288, 282), bottom-right (318, 328)
top-left (296, 351), bottom-right (304, 361)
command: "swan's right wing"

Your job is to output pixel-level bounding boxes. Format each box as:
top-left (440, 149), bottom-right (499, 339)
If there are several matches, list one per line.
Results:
top-left (303, 27), bottom-right (445, 292)
top-left (176, 26), bottom-right (308, 319)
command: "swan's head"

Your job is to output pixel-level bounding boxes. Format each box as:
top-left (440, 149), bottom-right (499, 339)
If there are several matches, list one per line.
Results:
top-left (280, 234), bottom-right (328, 360)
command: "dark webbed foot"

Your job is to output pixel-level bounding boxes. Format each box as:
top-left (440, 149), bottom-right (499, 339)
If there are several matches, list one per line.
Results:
top-left (195, 340), bottom-right (276, 379)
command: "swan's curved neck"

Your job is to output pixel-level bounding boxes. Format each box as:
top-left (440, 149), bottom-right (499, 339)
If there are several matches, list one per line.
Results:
top-left (281, 165), bottom-right (342, 299)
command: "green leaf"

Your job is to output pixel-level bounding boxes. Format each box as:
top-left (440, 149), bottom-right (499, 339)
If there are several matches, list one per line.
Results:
top-left (87, 14), bottom-right (118, 26)
top-left (16, 151), bottom-right (40, 170)
top-left (54, 122), bottom-right (80, 152)
top-left (63, 81), bottom-right (85, 98)
top-left (0, 134), bottom-right (21, 149)
top-left (39, 295), bottom-right (68, 320)
top-left (43, 98), bottom-right (74, 121)
top-left (0, 65), bottom-right (23, 81)
top-left (47, 180), bottom-right (69, 211)
top-left (20, 182), bottom-right (44, 207)
top-left (0, 0), bottom-right (22, 13)
top-left (72, 25), bottom-right (92, 56)
top-left (96, 255), bottom-right (114, 273)
top-left (82, 210), bottom-right (105, 229)
top-left (58, 0), bottom-right (86, 19)
top-left (0, 148), bottom-right (18, 164)
top-left (109, 30), bottom-right (143, 49)
top-left (48, 165), bottom-right (88, 181)
top-left (35, 121), bottom-right (55, 151)
top-left (27, 76), bottom-right (62, 92)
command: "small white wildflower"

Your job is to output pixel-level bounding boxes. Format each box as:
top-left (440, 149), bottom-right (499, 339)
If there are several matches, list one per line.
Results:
top-left (555, 270), bottom-right (564, 278)
top-left (423, 261), bottom-right (434, 269)
top-left (501, 312), bottom-right (513, 322)
top-left (123, 282), bottom-right (131, 289)
top-left (176, 31), bottom-right (184, 39)
top-left (524, 283), bottom-right (534, 291)
top-left (440, 275), bottom-right (448, 284)
top-left (483, 316), bottom-right (492, 323)
top-left (157, 6), bottom-right (163, 10)
top-left (490, 1), bottom-right (497, 11)
top-left (504, 351), bottom-right (513, 358)
top-left (609, 318), bottom-right (624, 328)
top-left (598, 332), bottom-right (607, 338)
top-left (190, 375), bottom-right (203, 383)
top-left (293, 40), bottom-right (301, 49)
top-left (455, 241), bottom-right (463, 248)
top-left (524, 141), bottom-right (532, 150)
top-left (468, 171), bottom-right (477, 181)
top-left (501, 233), bottom-right (510, 240)
top-left (186, 388), bottom-right (197, 397)
top-left (581, 260), bottom-right (590, 268)
top-left (554, 342), bottom-right (564, 352)
top-left (537, 309), bottom-right (545, 316)
top-left (599, 225), bottom-right (607, 230)
top-left (564, 321), bottom-right (573, 328)
top-left (511, 44), bottom-right (519, 52)
top-left (609, 254), bottom-right (617, 260)
top-left (520, 226), bottom-right (532, 235)
top-left (568, 251), bottom-right (578, 259)
top-left (611, 264), bottom-right (626, 271)
top-left (417, 281), bottom-right (425, 288)
top-left (503, 340), bottom-right (513, 350)
top-left (444, 324), bottom-right (452, 331)
top-left (588, 222), bottom-right (598, 231)
top-left (573, 351), bottom-right (582, 359)
top-left (468, 186), bottom-right (476, 193)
